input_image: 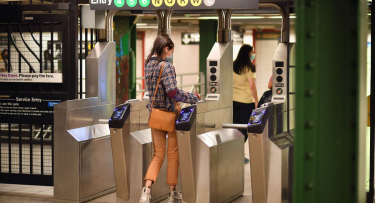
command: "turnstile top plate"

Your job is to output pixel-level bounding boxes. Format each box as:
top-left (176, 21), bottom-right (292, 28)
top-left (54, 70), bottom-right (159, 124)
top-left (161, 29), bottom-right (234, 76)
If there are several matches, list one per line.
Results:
top-left (68, 124), bottom-right (110, 142)
top-left (197, 128), bottom-right (244, 147)
top-left (130, 128), bottom-right (152, 144)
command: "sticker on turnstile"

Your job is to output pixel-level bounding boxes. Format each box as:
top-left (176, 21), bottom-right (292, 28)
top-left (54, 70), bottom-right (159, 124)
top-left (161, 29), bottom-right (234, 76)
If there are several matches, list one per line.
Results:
top-left (210, 87), bottom-right (217, 93)
top-left (276, 88), bottom-right (283, 95)
top-left (209, 82), bottom-right (218, 86)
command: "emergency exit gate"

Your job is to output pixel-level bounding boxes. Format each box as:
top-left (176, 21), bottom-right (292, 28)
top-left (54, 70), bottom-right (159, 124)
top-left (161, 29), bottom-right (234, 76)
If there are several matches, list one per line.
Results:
top-left (0, 3), bottom-right (95, 186)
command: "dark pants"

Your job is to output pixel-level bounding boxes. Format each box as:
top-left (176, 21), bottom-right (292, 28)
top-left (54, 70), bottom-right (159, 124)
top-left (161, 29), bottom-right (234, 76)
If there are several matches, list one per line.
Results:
top-left (233, 101), bottom-right (255, 143)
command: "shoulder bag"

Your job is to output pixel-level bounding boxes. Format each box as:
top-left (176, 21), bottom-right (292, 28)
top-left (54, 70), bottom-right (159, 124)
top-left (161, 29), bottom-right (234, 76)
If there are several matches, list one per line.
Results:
top-left (148, 62), bottom-right (177, 132)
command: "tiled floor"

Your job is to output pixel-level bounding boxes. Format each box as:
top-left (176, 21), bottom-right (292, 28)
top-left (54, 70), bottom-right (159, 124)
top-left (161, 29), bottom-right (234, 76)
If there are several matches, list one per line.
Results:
top-left (0, 142), bottom-right (252, 203)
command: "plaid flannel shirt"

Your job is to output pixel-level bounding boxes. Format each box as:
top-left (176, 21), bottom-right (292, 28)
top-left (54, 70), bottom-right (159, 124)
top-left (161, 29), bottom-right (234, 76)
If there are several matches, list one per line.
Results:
top-left (146, 57), bottom-right (199, 113)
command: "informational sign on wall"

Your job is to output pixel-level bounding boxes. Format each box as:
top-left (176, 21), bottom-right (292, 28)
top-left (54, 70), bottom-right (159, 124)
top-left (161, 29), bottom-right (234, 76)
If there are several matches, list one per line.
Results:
top-left (232, 33), bottom-right (244, 45)
top-left (90, 0), bottom-right (259, 10)
top-left (0, 73), bottom-right (62, 83)
top-left (0, 96), bottom-right (61, 121)
top-left (181, 33), bottom-right (200, 45)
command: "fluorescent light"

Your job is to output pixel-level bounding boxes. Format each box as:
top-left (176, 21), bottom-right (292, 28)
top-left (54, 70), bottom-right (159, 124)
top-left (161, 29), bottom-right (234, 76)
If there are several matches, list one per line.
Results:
top-left (232, 16), bottom-right (265, 19)
top-left (136, 23), bottom-right (148, 26)
top-left (267, 16), bottom-right (296, 19)
top-left (197, 16), bottom-right (218, 19)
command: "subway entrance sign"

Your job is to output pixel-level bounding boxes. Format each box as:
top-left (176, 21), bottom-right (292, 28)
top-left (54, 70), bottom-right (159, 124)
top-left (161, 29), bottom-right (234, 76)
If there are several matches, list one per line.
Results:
top-left (90, 0), bottom-right (259, 10)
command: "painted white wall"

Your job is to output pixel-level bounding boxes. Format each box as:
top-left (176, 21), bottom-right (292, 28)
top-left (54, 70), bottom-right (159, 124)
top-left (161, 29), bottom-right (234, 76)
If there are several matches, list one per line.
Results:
top-left (141, 30), bottom-right (200, 94)
top-left (136, 38), bottom-right (143, 100)
top-left (254, 40), bottom-right (279, 99)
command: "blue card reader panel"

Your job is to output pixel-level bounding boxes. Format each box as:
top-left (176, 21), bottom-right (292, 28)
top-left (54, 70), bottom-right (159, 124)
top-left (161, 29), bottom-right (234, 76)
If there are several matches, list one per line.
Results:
top-left (176, 105), bottom-right (197, 131)
top-left (247, 105), bottom-right (271, 134)
top-left (109, 103), bottom-right (130, 129)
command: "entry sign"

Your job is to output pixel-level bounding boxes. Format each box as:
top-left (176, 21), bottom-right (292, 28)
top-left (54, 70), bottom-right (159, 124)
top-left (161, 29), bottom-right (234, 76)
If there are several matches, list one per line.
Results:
top-left (90, 0), bottom-right (259, 10)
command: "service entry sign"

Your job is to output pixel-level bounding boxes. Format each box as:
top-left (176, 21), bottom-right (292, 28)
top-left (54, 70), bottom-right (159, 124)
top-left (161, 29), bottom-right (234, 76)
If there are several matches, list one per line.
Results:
top-left (0, 73), bottom-right (62, 83)
top-left (90, 0), bottom-right (259, 10)
top-left (0, 96), bottom-right (61, 121)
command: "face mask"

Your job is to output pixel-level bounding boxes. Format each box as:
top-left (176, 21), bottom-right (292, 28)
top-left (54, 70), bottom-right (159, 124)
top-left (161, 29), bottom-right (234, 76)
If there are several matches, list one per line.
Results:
top-left (166, 54), bottom-right (173, 62)
top-left (250, 54), bottom-right (256, 61)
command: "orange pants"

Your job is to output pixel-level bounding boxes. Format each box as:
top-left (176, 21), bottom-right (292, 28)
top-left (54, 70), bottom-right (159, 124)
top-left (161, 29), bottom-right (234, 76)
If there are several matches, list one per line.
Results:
top-left (144, 128), bottom-right (179, 185)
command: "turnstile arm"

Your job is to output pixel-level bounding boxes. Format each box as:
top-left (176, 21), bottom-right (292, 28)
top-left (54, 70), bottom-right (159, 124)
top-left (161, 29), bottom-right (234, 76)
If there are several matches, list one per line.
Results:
top-left (222, 124), bottom-right (247, 129)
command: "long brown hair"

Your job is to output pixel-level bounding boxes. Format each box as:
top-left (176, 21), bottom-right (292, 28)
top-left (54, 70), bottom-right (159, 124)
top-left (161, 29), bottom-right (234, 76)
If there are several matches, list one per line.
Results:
top-left (233, 44), bottom-right (256, 75)
top-left (145, 34), bottom-right (174, 64)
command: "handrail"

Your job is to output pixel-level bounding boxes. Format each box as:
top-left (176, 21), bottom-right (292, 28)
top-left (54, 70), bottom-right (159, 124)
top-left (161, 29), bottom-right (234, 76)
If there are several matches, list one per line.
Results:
top-left (136, 72), bottom-right (204, 80)
top-left (136, 72), bottom-right (205, 95)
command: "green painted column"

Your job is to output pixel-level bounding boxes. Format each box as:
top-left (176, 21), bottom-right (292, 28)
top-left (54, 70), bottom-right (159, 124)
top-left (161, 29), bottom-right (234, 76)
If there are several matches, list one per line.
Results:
top-left (294, 0), bottom-right (368, 202)
top-left (129, 16), bottom-right (137, 100)
top-left (199, 20), bottom-right (217, 95)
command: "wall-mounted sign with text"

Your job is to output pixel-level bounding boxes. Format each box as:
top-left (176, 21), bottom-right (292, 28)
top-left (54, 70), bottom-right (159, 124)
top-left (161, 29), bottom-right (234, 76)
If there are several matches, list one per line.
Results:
top-left (0, 73), bottom-right (63, 83)
top-left (0, 96), bottom-right (61, 121)
top-left (181, 33), bottom-right (200, 45)
top-left (90, 0), bottom-right (258, 10)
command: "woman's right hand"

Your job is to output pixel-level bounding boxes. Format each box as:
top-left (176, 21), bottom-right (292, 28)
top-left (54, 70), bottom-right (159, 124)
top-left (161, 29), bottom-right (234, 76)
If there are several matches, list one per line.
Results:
top-left (195, 93), bottom-right (201, 100)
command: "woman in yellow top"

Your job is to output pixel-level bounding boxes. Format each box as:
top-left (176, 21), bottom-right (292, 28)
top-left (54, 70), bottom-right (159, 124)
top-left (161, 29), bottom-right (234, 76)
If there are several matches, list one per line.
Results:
top-left (233, 44), bottom-right (258, 164)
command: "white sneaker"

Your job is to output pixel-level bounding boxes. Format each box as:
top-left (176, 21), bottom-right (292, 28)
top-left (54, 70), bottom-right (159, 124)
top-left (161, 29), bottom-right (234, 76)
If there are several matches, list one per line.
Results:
top-left (168, 189), bottom-right (182, 203)
top-left (139, 187), bottom-right (151, 203)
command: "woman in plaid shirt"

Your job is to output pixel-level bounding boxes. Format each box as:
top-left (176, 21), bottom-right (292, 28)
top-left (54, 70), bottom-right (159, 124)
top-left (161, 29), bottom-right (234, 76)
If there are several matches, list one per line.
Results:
top-left (139, 34), bottom-right (200, 203)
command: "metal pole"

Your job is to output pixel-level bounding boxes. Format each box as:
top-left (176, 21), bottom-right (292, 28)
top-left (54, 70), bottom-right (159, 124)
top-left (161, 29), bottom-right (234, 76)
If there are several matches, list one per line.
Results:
top-left (40, 23), bottom-right (42, 73)
top-left (259, 3), bottom-right (288, 43)
top-left (7, 23), bottom-right (10, 73)
top-left (80, 8), bottom-right (83, 99)
top-left (51, 23), bottom-right (54, 73)
top-left (369, 2), bottom-right (375, 202)
top-left (155, 10), bottom-right (173, 36)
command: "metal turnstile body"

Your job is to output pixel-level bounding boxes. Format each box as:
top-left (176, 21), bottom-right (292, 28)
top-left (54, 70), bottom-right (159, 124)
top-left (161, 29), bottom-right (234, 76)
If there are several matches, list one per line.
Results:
top-left (176, 105), bottom-right (244, 203)
top-left (248, 103), bottom-right (294, 203)
top-left (54, 98), bottom-right (116, 203)
top-left (109, 103), bottom-right (131, 201)
top-left (109, 100), bottom-right (171, 203)
top-left (195, 42), bottom-right (233, 136)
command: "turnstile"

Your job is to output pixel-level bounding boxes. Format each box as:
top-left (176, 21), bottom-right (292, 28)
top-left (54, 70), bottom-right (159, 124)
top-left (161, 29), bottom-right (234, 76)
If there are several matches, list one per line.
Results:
top-left (176, 105), bottom-right (244, 203)
top-left (247, 103), bottom-right (294, 203)
top-left (108, 102), bottom-right (171, 203)
top-left (54, 98), bottom-right (116, 203)
top-left (108, 103), bottom-right (131, 201)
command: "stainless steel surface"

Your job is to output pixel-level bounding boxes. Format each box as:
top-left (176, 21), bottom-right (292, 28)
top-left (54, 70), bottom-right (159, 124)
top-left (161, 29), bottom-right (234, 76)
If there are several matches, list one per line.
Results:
top-left (99, 119), bottom-right (109, 124)
top-left (68, 124), bottom-right (110, 142)
top-left (156, 10), bottom-right (174, 36)
top-left (80, 136), bottom-right (115, 199)
top-left (176, 122), bottom-right (197, 203)
top-left (248, 103), bottom-right (294, 203)
top-left (54, 97), bottom-right (99, 110)
top-left (110, 118), bottom-right (131, 201)
top-left (179, 128), bottom-right (244, 203)
top-left (125, 129), bottom-right (170, 203)
top-left (66, 103), bottom-right (115, 130)
top-left (271, 43), bottom-right (289, 103)
top-left (222, 124), bottom-right (247, 129)
top-left (54, 99), bottom-right (116, 202)
top-left (106, 10), bottom-right (117, 42)
top-left (204, 123), bottom-right (216, 128)
top-left (259, 3), bottom-right (288, 43)
top-left (128, 99), bottom-right (150, 132)
top-left (86, 42), bottom-right (116, 105)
